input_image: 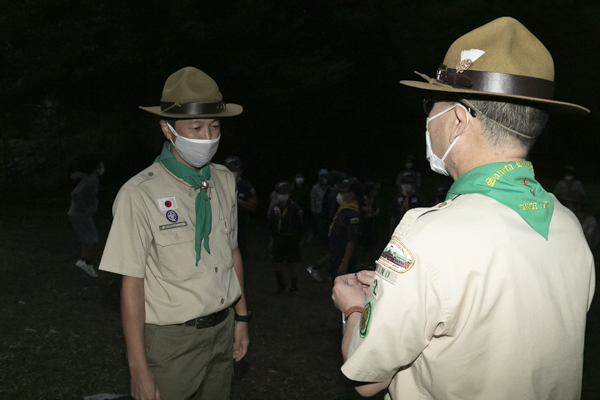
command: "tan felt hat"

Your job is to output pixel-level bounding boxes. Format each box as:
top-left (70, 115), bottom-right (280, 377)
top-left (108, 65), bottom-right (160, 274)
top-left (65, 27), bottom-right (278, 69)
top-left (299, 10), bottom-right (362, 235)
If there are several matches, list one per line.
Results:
top-left (140, 67), bottom-right (243, 118)
top-left (400, 17), bottom-right (589, 114)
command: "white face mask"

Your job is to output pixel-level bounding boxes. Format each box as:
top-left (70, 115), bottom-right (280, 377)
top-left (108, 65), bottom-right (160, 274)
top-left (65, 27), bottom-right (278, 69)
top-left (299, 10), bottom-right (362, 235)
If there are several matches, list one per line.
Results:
top-left (232, 171), bottom-right (239, 179)
top-left (401, 184), bottom-right (412, 193)
top-left (277, 194), bottom-right (289, 203)
top-left (295, 177), bottom-right (305, 185)
top-left (168, 123), bottom-right (220, 168)
top-left (425, 104), bottom-right (468, 176)
top-left (336, 192), bottom-right (345, 205)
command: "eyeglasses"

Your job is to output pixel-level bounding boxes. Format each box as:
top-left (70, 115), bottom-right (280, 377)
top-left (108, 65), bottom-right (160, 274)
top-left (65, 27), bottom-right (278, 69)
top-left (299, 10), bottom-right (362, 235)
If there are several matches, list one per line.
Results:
top-left (422, 98), bottom-right (476, 117)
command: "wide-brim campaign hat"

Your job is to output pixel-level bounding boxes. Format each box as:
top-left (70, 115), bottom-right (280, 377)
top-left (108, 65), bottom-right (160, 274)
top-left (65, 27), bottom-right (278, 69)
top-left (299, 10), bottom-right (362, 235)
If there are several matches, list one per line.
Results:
top-left (140, 67), bottom-right (243, 118)
top-left (400, 17), bottom-right (589, 114)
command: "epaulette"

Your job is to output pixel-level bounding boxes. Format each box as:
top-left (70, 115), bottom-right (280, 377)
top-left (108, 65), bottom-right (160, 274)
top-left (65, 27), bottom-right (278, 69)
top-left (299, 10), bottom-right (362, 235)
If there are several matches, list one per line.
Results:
top-left (393, 195), bottom-right (460, 238)
top-left (121, 163), bottom-right (161, 191)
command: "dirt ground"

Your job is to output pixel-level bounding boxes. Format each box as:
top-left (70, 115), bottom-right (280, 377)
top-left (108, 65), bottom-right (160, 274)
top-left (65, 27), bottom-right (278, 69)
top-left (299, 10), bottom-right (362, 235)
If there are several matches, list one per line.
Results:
top-left (0, 190), bottom-right (599, 400)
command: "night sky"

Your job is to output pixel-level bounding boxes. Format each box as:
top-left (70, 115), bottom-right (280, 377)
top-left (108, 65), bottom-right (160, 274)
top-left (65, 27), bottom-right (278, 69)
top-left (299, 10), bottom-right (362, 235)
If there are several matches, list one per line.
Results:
top-left (2, 0), bottom-right (599, 201)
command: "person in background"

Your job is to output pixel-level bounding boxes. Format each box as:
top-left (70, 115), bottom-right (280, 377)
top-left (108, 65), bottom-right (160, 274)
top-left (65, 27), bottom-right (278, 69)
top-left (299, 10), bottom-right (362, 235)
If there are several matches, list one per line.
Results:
top-left (268, 182), bottom-right (304, 295)
top-left (225, 156), bottom-right (257, 261)
top-left (329, 177), bottom-right (363, 279)
top-left (563, 193), bottom-right (600, 250)
top-left (291, 172), bottom-right (310, 215)
top-left (99, 67), bottom-right (249, 400)
top-left (395, 155), bottom-right (422, 189)
top-left (306, 170), bottom-right (345, 282)
top-left (310, 169), bottom-right (329, 243)
top-left (389, 171), bottom-right (426, 236)
top-left (553, 165), bottom-right (585, 202)
top-left (68, 153), bottom-right (104, 278)
top-left (358, 181), bottom-right (381, 269)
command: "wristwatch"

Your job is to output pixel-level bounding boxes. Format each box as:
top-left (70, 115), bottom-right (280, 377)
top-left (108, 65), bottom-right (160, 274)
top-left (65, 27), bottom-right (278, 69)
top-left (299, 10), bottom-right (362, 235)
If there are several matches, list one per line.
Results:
top-left (235, 311), bottom-right (252, 322)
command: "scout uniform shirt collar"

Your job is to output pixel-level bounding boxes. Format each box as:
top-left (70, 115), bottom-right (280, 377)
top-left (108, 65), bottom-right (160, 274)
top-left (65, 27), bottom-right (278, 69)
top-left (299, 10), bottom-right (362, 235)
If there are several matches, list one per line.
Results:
top-left (446, 161), bottom-right (554, 239)
top-left (159, 142), bottom-right (212, 264)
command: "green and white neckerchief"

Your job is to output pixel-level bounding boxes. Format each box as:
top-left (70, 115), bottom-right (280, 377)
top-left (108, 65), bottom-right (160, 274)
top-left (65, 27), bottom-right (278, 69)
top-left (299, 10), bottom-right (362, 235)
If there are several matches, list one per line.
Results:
top-left (159, 142), bottom-right (212, 265)
top-left (446, 161), bottom-right (554, 240)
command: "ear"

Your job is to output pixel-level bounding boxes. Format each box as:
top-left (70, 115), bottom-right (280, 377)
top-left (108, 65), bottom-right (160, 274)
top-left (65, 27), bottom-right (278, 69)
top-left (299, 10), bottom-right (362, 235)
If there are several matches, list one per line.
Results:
top-left (160, 120), bottom-right (173, 141)
top-left (448, 105), bottom-right (471, 143)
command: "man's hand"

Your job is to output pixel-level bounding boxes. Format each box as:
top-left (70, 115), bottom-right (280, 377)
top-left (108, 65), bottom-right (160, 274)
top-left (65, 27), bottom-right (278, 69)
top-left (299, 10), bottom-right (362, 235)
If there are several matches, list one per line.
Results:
top-left (233, 321), bottom-right (250, 362)
top-left (130, 367), bottom-right (161, 400)
top-left (332, 271), bottom-right (374, 312)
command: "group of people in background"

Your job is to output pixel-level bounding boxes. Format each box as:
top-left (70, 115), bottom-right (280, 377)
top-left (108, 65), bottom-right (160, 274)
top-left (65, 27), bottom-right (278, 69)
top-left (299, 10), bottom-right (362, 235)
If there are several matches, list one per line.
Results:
top-left (67, 155), bottom-right (600, 286)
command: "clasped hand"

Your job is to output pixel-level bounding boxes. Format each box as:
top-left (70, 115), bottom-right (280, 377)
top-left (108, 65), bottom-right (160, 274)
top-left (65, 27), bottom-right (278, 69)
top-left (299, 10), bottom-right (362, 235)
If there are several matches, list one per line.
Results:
top-left (332, 270), bottom-right (375, 312)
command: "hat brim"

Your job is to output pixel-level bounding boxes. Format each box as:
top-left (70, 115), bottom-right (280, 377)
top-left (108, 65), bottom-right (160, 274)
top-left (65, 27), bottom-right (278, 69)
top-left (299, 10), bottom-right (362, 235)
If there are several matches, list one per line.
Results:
top-left (400, 72), bottom-right (589, 115)
top-left (139, 103), bottom-right (243, 118)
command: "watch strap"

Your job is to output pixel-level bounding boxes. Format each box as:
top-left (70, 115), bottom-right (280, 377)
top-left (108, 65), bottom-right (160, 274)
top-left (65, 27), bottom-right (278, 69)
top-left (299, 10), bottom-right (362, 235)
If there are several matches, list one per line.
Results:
top-left (343, 306), bottom-right (364, 321)
top-left (235, 311), bottom-right (252, 322)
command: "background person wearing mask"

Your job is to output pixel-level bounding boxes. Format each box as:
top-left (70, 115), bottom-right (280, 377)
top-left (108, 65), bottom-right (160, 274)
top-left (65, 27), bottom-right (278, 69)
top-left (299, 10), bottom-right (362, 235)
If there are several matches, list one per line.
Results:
top-left (268, 182), bottom-right (304, 295)
top-left (389, 171), bottom-right (426, 236)
top-left (99, 67), bottom-right (250, 400)
top-left (329, 177), bottom-right (363, 279)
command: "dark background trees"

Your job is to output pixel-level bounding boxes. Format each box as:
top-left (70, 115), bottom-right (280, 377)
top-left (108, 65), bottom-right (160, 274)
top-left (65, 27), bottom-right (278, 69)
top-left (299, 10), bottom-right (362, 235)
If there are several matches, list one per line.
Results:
top-left (1, 0), bottom-right (598, 199)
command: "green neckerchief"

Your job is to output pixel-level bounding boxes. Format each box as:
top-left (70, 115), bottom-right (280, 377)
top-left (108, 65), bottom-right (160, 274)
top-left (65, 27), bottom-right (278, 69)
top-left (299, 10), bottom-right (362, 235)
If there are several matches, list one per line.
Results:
top-left (329, 200), bottom-right (359, 236)
top-left (446, 161), bottom-right (554, 240)
top-left (159, 142), bottom-right (212, 265)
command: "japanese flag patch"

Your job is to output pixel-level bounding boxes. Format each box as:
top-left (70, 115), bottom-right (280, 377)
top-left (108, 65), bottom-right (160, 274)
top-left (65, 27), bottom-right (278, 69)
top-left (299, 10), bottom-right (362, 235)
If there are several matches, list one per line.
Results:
top-left (158, 197), bottom-right (178, 211)
top-left (377, 237), bottom-right (415, 274)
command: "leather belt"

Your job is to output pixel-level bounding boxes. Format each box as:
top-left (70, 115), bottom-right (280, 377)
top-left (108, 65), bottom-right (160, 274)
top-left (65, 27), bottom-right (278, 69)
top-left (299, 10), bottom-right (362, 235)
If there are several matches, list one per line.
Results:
top-left (435, 64), bottom-right (555, 100)
top-left (180, 308), bottom-right (229, 329)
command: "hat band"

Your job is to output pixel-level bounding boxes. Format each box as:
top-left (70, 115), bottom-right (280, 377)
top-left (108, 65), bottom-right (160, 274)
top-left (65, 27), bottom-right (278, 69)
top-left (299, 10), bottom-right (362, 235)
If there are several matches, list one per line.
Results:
top-left (435, 65), bottom-right (555, 100)
top-left (160, 101), bottom-right (226, 115)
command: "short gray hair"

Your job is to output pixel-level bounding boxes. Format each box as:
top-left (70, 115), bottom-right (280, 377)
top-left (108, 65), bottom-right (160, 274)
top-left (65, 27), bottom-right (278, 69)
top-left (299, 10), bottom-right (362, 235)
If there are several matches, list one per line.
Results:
top-left (461, 98), bottom-right (549, 151)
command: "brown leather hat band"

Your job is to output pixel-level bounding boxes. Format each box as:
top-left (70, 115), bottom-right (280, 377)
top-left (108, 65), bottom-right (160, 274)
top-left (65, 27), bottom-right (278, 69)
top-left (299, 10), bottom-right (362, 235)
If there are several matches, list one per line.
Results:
top-left (435, 65), bottom-right (555, 100)
top-left (160, 101), bottom-right (226, 115)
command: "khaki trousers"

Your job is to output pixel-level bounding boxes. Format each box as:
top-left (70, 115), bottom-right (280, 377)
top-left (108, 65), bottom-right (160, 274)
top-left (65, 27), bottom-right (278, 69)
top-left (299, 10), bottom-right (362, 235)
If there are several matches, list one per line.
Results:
top-left (144, 310), bottom-right (234, 400)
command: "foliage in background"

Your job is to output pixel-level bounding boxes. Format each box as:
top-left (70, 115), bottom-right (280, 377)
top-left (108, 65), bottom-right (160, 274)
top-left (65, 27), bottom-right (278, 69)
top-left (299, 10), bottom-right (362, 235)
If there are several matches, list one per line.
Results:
top-left (0, 0), bottom-right (598, 197)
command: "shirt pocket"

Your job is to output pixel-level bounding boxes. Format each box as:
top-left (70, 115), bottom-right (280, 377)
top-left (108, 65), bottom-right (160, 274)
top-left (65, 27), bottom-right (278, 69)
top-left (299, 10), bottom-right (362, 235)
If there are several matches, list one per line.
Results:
top-left (153, 227), bottom-right (203, 282)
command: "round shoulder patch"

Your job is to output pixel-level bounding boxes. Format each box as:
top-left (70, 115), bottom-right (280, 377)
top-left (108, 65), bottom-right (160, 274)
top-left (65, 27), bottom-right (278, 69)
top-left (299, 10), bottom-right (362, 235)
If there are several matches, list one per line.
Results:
top-left (377, 237), bottom-right (415, 274)
top-left (359, 301), bottom-right (373, 338)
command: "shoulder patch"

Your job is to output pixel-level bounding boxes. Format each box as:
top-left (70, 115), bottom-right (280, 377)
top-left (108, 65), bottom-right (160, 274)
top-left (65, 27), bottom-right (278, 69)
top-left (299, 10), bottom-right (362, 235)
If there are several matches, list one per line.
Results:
top-left (359, 301), bottom-right (373, 338)
top-left (377, 237), bottom-right (415, 274)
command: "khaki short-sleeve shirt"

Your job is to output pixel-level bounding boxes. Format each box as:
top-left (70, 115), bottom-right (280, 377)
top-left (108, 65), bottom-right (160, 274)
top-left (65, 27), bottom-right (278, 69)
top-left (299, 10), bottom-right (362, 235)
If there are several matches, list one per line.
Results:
top-left (342, 194), bottom-right (595, 400)
top-left (99, 162), bottom-right (241, 325)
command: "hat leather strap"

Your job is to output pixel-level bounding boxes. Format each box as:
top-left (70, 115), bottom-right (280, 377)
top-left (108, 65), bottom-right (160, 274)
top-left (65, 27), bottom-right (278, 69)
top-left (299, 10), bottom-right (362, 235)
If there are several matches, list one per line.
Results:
top-left (160, 101), bottom-right (226, 115)
top-left (435, 65), bottom-right (555, 100)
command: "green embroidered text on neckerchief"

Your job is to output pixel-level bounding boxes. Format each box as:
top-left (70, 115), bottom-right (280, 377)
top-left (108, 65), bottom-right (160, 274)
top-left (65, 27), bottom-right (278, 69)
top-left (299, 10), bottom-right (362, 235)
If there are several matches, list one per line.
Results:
top-left (159, 142), bottom-right (212, 265)
top-left (446, 161), bottom-right (554, 239)
top-left (329, 200), bottom-right (359, 237)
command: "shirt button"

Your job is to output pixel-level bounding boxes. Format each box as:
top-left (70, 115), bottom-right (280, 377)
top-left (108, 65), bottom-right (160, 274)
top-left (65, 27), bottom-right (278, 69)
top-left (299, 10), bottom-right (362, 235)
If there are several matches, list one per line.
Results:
top-left (215, 267), bottom-right (218, 273)
top-left (148, 172), bottom-right (154, 176)
top-left (221, 298), bottom-right (224, 304)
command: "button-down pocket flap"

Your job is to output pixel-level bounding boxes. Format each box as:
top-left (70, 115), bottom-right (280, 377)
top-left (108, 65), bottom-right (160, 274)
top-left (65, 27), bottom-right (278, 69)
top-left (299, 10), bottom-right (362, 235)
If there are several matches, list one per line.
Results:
top-left (154, 228), bottom-right (195, 247)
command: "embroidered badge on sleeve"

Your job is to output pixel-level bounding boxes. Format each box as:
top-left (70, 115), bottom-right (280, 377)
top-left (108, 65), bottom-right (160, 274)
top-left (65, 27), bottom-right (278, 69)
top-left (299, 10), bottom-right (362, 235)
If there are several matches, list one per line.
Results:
top-left (377, 237), bottom-right (415, 274)
top-left (359, 301), bottom-right (373, 338)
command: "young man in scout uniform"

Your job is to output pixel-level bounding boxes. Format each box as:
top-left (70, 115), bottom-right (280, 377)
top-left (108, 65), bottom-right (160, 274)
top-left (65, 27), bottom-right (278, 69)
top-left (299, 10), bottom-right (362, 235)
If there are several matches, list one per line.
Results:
top-left (388, 171), bottom-right (426, 237)
top-left (99, 67), bottom-right (250, 400)
top-left (332, 17), bottom-right (595, 399)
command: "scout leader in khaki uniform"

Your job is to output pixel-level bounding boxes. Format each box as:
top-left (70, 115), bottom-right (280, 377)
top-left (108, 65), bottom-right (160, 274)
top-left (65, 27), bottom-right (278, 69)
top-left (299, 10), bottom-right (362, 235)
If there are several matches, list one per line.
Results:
top-left (332, 17), bottom-right (595, 399)
top-left (99, 67), bottom-right (250, 400)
